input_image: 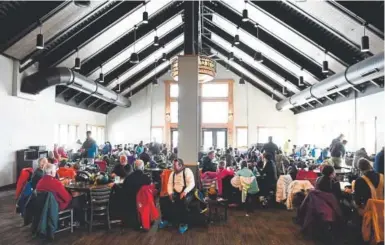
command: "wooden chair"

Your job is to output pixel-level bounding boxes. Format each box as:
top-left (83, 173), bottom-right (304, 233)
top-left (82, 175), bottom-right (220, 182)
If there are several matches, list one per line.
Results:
top-left (88, 187), bottom-right (111, 232)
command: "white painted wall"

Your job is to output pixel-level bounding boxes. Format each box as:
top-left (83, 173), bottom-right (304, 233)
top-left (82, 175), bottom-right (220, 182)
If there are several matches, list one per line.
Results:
top-left (0, 55), bottom-right (106, 187)
top-left (295, 91), bottom-right (384, 154)
top-left (107, 82), bottom-right (165, 145)
top-left (106, 64), bottom-right (296, 147)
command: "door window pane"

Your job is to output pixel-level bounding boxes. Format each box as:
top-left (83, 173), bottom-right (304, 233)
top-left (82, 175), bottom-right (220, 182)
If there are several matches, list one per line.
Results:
top-left (217, 131), bottom-right (226, 150)
top-left (170, 84), bottom-right (179, 97)
top-left (172, 130), bottom-right (179, 149)
top-left (202, 83), bottom-right (228, 97)
top-left (151, 128), bottom-right (163, 143)
top-left (170, 101), bottom-right (178, 123)
top-left (237, 128), bottom-right (248, 148)
top-left (204, 131), bottom-right (213, 151)
top-left (202, 102), bottom-right (228, 123)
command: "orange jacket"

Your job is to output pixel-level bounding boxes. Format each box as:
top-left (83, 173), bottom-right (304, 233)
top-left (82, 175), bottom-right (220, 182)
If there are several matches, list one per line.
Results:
top-left (160, 169), bottom-right (172, 197)
top-left (57, 167), bottom-right (76, 179)
top-left (361, 174), bottom-right (384, 244)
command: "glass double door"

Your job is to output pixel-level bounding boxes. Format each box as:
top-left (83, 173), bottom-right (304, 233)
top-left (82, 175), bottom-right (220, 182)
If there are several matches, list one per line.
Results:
top-left (170, 128), bottom-right (227, 151)
top-left (202, 128), bottom-right (227, 151)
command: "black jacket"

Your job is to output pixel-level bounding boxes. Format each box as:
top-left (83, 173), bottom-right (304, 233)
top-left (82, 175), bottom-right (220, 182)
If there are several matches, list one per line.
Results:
top-left (112, 164), bottom-right (132, 178)
top-left (201, 156), bottom-right (216, 173)
top-left (316, 176), bottom-right (341, 200)
top-left (330, 141), bottom-right (345, 158)
top-left (354, 170), bottom-right (383, 207)
top-left (139, 152), bottom-right (151, 164)
top-left (261, 142), bottom-right (278, 157)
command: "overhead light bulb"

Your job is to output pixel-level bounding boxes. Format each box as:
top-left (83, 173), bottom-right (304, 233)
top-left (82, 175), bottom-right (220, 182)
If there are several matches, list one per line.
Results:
top-left (361, 24), bottom-right (369, 52)
top-left (322, 51), bottom-right (328, 74)
top-left (234, 34), bottom-right (240, 45)
top-left (242, 1), bottom-right (248, 22)
top-left (239, 77), bottom-right (245, 85)
top-left (162, 52), bottom-right (167, 61)
top-left (142, 4), bottom-right (148, 24)
top-left (99, 65), bottom-right (104, 83)
top-left (74, 49), bottom-right (81, 70)
top-left (154, 29), bottom-right (159, 46)
top-left (36, 24), bottom-right (44, 50)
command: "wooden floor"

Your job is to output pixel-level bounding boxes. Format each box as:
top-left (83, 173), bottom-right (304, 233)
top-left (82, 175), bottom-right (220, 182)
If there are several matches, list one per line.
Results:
top-left (0, 190), bottom-right (325, 245)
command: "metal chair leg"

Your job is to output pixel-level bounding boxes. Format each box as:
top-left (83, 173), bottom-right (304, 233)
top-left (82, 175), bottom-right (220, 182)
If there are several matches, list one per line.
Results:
top-left (89, 210), bottom-right (93, 233)
top-left (70, 209), bottom-right (74, 233)
top-left (107, 210), bottom-right (111, 230)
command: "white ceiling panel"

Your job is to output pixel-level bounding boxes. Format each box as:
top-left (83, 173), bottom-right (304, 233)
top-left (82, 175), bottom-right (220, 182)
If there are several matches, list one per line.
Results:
top-left (211, 14), bottom-right (319, 85)
top-left (286, 0), bottom-right (384, 55)
top-left (88, 14), bottom-right (183, 81)
top-left (5, 1), bottom-right (108, 60)
top-left (121, 52), bottom-right (184, 95)
top-left (211, 33), bottom-right (300, 93)
top-left (221, 0), bottom-right (347, 73)
top-left (211, 47), bottom-right (286, 100)
top-left (108, 35), bottom-right (184, 89)
top-left (58, 0), bottom-right (173, 68)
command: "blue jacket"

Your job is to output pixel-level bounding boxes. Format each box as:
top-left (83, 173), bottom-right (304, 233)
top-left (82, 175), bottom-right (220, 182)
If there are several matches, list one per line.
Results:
top-left (374, 150), bottom-right (384, 174)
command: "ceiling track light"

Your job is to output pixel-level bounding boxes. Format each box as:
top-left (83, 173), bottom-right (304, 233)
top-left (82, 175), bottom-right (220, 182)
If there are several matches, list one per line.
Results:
top-left (116, 77), bottom-right (121, 92)
top-left (99, 65), bottom-right (104, 83)
top-left (36, 22), bottom-right (44, 50)
top-left (322, 50), bottom-right (328, 74)
top-left (162, 52), bottom-right (167, 62)
top-left (242, 1), bottom-right (248, 22)
top-left (239, 77), bottom-right (245, 85)
top-left (361, 24), bottom-right (369, 52)
top-left (229, 52), bottom-right (234, 60)
top-left (254, 51), bottom-right (263, 62)
top-left (130, 25), bottom-right (139, 64)
top-left (142, 3), bottom-right (148, 24)
top-left (74, 48), bottom-right (81, 70)
top-left (234, 27), bottom-right (240, 45)
top-left (282, 85), bottom-right (287, 95)
top-left (153, 28), bottom-right (159, 46)
top-left (298, 67), bottom-right (304, 86)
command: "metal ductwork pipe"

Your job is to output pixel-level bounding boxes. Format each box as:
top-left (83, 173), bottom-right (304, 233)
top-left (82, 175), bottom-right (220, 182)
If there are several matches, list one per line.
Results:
top-left (276, 52), bottom-right (384, 111)
top-left (21, 67), bottom-right (131, 108)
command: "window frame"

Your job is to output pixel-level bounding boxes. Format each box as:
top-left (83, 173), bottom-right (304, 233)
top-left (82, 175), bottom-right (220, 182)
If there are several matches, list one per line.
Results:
top-left (236, 126), bottom-right (248, 149)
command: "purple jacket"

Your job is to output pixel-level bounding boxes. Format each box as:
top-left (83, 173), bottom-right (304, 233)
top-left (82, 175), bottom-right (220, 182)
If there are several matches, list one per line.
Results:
top-left (298, 189), bottom-right (342, 235)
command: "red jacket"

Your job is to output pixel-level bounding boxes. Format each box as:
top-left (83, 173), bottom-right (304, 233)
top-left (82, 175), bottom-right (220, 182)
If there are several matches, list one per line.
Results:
top-left (136, 185), bottom-right (159, 230)
top-left (296, 169), bottom-right (318, 182)
top-left (16, 168), bottom-right (33, 199)
top-left (36, 175), bottom-right (72, 210)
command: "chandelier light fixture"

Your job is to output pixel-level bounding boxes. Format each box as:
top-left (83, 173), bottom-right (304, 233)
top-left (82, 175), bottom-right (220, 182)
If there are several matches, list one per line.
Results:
top-left (170, 56), bottom-right (217, 83)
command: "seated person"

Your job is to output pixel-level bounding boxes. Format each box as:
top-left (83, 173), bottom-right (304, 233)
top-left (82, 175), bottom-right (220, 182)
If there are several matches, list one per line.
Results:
top-left (315, 165), bottom-right (341, 200)
top-left (275, 150), bottom-right (289, 177)
top-left (127, 150), bottom-right (136, 165)
top-left (111, 155), bottom-right (132, 179)
top-left (122, 160), bottom-right (151, 228)
top-left (200, 150), bottom-right (217, 173)
top-left (47, 151), bottom-right (59, 165)
top-left (354, 158), bottom-right (384, 212)
top-left (58, 146), bottom-right (68, 159)
top-left (139, 148), bottom-right (151, 165)
top-left (36, 163), bottom-right (72, 210)
top-left (159, 158), bottom-right (195, 234)
top-left (31, 157), bottom-right (48, 189)
top-left (236, 161), bottom-right (259, 215)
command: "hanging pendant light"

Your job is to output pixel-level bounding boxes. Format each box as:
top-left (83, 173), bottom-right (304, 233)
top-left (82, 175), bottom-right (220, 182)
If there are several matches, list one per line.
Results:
top-left (74, 48), bottom-right (81, 70)
top-left (130, 25), bottom-right (139, 64)
top-left (298, 67), bottom-right (304, 86)
top-left (142, 3), bottom-right (148, 24)
top-left (153, 28), bottom-right (159, 46)
top-left (99, 65), bottom-right (104, 83)
top-left (322, 51), bottom-right (328, 74)
top-left (234, 27), bottom-right (240, 45)
top-left (242, 1), bottom-right (248, 22)
top-left (255, 51), bottom-right (263, 62)
top-left (36, 23), bottom-right (44, 50)
top-left (361, 24), bottom-right (369, 52)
